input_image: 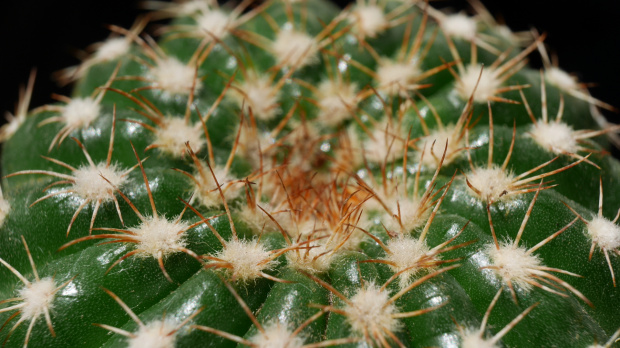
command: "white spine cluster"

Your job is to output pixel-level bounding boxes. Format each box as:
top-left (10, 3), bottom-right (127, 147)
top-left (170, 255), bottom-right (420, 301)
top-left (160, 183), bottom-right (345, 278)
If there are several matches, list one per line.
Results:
top-left (316, 80), bottom-right (358, 127)
top-left (251, 322), bottom-right (305, 348)
top-left (72, 163), bottom-right (126, 202)
top-left (545, 67), bottom-right (580, 92)
top-left (129, 216), bottom-right (190, 259)
top-left (466, 167), bottom-right (515, 203)
top-left (231, 75), bottom-right (280, 121)
top-left (587, 217), bottom-right (620, 252)
top-left (441, 13), bottom-right (478, 41)
top-left (154, 117), bottom-right (205, 158)
top-left (236, 203), bottom-right (282, 234)
top-left (149, 58), bottom-right (201, 96)
top-left (455, 64), bottom-right (501, 103)
top-left (385, 198), bottom-right (428, 234)
top-left (210, 239), bottom-right (277, 282)
top-left (348, 5), bottom-right (388, 39)
top-left (485, 242), bottom-right (542, 292)
top-left (417, 125), bottom-right (464, 167)
top-left (191, 163), bottom-right (238, 208)
top-left (272, 29), bottom-right (319, 68)
top-left (127, 320), bottom-right (178, 348)
top-left (460, 329), bottom-right (499, 348)
top-left (18, 278), bottom-right (57, 323)
top-left (360, 119), bottom-right (404, 164)
top-left (196, 9), bottom-right (231, 40)
top-left (286, 242), bottom-right (334, 274)
top-left (385, 236), bottom-right (435, 288)
top-left (0, 194), bottom-right (10, 227)
top-left (376, 59), bottom-right (421, 96)
top-left (345, 282), bottom-right (400, 338)
top-left (61, 97), bottom-right (102, 130)
top-left (529, 121), bottom-right (578, 154)
top-left (93, 37), bottom-right (132, 62)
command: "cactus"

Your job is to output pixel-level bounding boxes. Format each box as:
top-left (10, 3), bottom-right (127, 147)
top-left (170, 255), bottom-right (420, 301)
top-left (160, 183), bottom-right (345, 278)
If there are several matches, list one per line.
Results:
top-left (1, 1), bottom-right (620, 347)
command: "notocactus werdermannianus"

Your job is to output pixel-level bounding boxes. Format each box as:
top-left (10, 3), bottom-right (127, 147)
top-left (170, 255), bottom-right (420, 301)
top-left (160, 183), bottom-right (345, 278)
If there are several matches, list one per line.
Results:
top-left (1, 1), bottom-right (619, 347)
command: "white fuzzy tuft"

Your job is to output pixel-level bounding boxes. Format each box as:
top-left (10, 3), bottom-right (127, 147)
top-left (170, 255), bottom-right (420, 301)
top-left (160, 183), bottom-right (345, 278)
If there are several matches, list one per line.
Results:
top-left (18, 278), bottom-right (57, 320)
top-left (361, 119), bottom-right (404, 163)
top-left (251, 321), bottom-right (305, 348)
top-left (385, 236), bottom-right (435, 288)
top-left (496, 25), bottom-right (516, 42)
top-left (192, 163), bottom-right (238, 208)
top-left (236, 203), bottom-right (282, 234)
top-left (455, 64), bottom-right (501, 103)
top-left (211, 239), bottom-right (277, 282)
top-left (196, 9), bottom-right (231, 40)
top-left (383, 197), bottom-right (428, 234)
top-left (0, 197), bottom-right (10, 227)
top-left (587, 216), bottom-right (620, 251)
top-left (466, 167), bottom-right (514, 203)
top-left (286, 242), bottom-right (333, 274)
top-left (177, 0), bottom-right (210, 15)
top-left (545, 67), bottom-right (580, 92)
top-left (149, 58), bottom-right (201, 95)
top-left (128, 320), bottom-right (178, 348)
top-left (332, 126), bottom-right (364, 169)
top-left (272, 29), bottom-right (319, 68)
top-left (357, 190), bottom-right (384, 216)
top-left (235, 125), bottom-right (276, 167)
top-left (72, 163), bottom-right (126, 202)
top-left (416, 125), bottom-right (464, 167)
top-left (345, 282), bottom-right (400, 338)
top-left (128, 216), bottom-right (190, 259)
top-left (485, 241), bottom-right (542, 292)
top-left (1, 118), bottom-right (23, 142)
top-left (93, 37), bottom-right (131, 62)
top-left (286, 218), bottom-right (318, 240)
top-left (376, 59), bottom-right (421, 96)
top-left (275, 119), bottom-right (323, 172)
top-left (230, 75), bottom-right (280, 121)
top-left (529, 121), bottom-right (578, 154)
top-left (62, 97), bottom-right (101, 129)
top-left (316, 80), bottom-right (358, 127)
top-left (460, 329), bottom-right (499, 348)
top-left (153, 117), bottom-right (205, 158)
top-left (348, 5), bottom-right (387, 39)
top-left (442, 13), bottom-right (478, 41)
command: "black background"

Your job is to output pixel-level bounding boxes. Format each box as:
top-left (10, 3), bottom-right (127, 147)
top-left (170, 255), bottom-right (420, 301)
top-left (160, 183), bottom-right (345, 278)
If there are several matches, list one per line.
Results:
top-left (1, 1), bottom-right (619, 149)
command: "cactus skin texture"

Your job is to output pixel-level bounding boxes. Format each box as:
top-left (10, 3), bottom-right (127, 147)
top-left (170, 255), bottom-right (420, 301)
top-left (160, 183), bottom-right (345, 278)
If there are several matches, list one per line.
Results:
top-left (2, 1), bottom-right (620, 347)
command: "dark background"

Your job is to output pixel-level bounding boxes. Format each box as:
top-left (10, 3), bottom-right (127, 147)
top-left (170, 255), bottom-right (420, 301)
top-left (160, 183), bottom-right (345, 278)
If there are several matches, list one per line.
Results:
top-left (1, 1), bottom-right (619, 141)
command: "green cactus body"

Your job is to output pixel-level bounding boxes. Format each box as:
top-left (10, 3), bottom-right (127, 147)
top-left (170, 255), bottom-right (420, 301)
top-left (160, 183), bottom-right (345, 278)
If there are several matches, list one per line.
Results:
top-left (1, 1), bottom-right (620, 347)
